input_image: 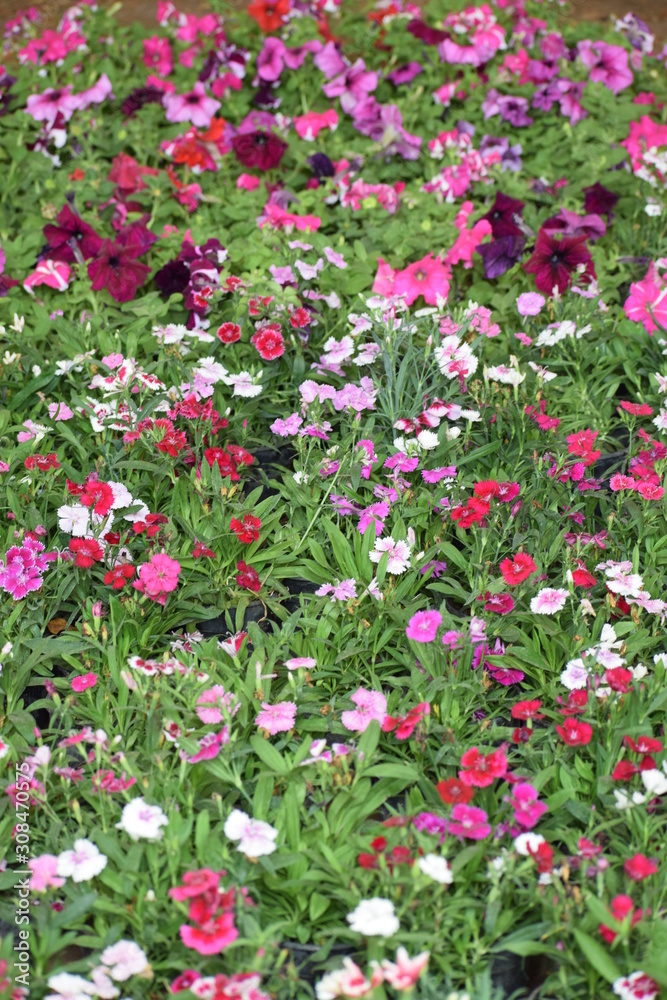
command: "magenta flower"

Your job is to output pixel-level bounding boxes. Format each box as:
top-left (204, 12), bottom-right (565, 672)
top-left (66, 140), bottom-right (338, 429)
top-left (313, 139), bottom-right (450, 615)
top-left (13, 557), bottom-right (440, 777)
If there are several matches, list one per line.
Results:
top-left (143, 35), bottom-right (173, 76)
top-left (255, 701), bottom-right (297, 735)
top-left (447, 804), bottom-right (492, 840)
top-left (578, 40), bottom-right (633, 94)
top-left (29, 855), bottom-right (65, 892)
top-left (71, 673), bottom-right (98, 693)
top-left (164, 83), bottom-right (220, 128)
top-left (88, 240), bottom-right (151, 303)
top-left (341, 687), bottom-right (387, 732)
top-left (23, 259), bottom-right (71, 293)
top-left (0, 540), bottom-right (52, 600)
top-left (196, 686), bottom-right (237, 724)
top-left (187, 730), bottom-right (229, 763)
top-left (509, 783), bottom-right (547, 830)
top-left (133, 553), bottom-right (181, 604)
top-left (25, 86), bottom-right (79, 125)
top-left (406, 610), bottom-right (442, 643)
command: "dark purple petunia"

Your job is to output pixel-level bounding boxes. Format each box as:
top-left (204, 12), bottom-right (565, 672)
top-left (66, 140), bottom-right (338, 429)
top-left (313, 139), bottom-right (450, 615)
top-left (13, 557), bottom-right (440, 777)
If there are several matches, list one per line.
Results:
top-left (477, 236), bottom-right (526, 279)
top-left (87, 240), bottom-right (151, 303)
top-left (154, 259), bottom-right (191, 298)
top-left (406, 19), bottom-right (449, 45)
top-left (582, 182), bottom-right (619, 220)
top-left (308, 152), bottom-right (335, 179)
top-left (251, 82), bottom-right (282, 110)
top-left (43, 205), bottom-right (104, 264)
top-left (524, 229), bottom-right (595, 295)
top-left (231, 130), bottom-right (287, 171)
top-left (480, 192), bottom-right (525, 239)
top-left (121, 86), bottom-right (165, 118)
top-left (115, 219), bottom-right (158, 256)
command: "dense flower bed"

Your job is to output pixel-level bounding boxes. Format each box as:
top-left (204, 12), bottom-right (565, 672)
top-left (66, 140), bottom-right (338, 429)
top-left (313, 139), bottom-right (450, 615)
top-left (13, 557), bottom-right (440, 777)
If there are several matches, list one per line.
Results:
top-left (1, 0), bottom-right (667, 998)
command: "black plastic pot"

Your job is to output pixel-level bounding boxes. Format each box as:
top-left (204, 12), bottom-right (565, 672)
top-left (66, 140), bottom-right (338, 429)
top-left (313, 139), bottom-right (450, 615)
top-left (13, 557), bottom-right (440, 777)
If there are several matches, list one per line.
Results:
top-left (243, 445), bottom-right (296, 502)
top-left (490, 950), bottom-right (556, 999)
top-left (280, 940), bottom-right (352, 988)
top-left (195, 579), bottom-right (321, 637)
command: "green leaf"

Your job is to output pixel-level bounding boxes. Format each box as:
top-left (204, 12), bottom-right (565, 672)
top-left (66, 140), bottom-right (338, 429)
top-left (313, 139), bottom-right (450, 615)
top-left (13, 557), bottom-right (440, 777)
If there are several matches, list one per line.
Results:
top-left (572, 929), bottom-right (620, 983)
top-left (250, 734), bottom-right (289, 776)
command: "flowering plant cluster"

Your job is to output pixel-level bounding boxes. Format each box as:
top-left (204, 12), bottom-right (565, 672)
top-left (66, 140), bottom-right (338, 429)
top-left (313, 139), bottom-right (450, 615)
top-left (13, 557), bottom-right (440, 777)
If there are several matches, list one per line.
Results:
top-left (1, 0), bottom-right (667, 998)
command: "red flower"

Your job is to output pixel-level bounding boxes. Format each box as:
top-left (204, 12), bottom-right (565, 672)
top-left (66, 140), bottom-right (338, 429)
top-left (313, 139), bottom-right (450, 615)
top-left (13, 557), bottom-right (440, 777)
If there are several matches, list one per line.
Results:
top-left (216, 322), bottom-right (241, 344)
top-left (193, 540), bottom-right (215, 558)
top-left (483, 592), bottom-right (515, 615)
top-left (25, 453), bottom-right (61, 472)
top-left (624, 854), bottom-right (658, 881)
top-left (511, 699), bottom-right (544, 722)
top-left (525, 229), bottom-right (595, 295)
top-left (624, 735), bottom-right (662, 755)
top-left (473, 480), bottom-right (500, 500)
top-left (512, 727), bottom-right (531, 744)
top-left (556, 690), bottom-right (589, 715)
top-left (203, 448), bottom-right (239, 481)
top-left (451, 497), bottom-right (490, 529)
top-left (103, 564), bottom-right (135, 589)
top-left (611, 760), bottom-right (638, 782)
top-left (236, 561), bottom-right (261, 593)
top-left (226, 444), bottom-right (255, 467)
top-left (459, 747), bottom-right (508, 788)
top-left (230, 515), bottom-right (261, 544)
top-left (382, 702), bottom-right (429, 740)
top-left (247, 0), bottom-right (290, 32)
top-left (80, 480), bottom-right (114, 516)
top-left (556, 718), bottom-right (593, 746)
top-left (231, 131), bottom-right (287, 171)
top-left (572, 567), bottom-right (597, 588)
top-left (169, 869), bottom-right (221, 901)
top-left (251, 325), bottom-right (285, 361)
top-left (618, 401), bottom-right (653, 416)
top-left (436, 777), bottom-right (475, 805)
top-left (599, 894), bottom-right (642, 944)
top-left (88, 239), bottom-right (151, 304)
top-left (289, 307), bottom-right (311, 328)
top-left (528, 840), bottom-right (554, 873)
top-left (499, 553), bottom-right (536, 586)
top-left (179, 912), bottom-right (238, 955)
top-left (566, 429), bottom-right (600, 466)
top-left (605, 667), bottom-right (633, 693)
top-left (69, 538), bottom-right (104, 569)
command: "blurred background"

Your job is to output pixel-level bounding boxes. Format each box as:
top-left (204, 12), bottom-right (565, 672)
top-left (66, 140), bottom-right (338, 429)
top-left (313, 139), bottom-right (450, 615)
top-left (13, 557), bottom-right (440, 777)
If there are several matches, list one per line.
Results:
top-left (0, 0), bottom-right (664, 45)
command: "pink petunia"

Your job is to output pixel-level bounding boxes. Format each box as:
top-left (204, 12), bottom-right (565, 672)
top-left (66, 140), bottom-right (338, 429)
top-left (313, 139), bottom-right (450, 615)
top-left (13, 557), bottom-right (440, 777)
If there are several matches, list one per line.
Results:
top-left (164, 83), bottom-right (220, 128)
top-left (23, 259), bottom-right (71, 293)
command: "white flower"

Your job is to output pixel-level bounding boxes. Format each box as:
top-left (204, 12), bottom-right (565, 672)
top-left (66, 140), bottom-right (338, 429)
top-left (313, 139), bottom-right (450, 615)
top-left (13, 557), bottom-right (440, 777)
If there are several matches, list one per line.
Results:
top-left (89, 967), bottom-right (119, 999)
top-left (195, 357), bottom-right (229, 383)
top-left (418, 854), bottom-right (453, 884)
top-left (223, 371), bottom-right (263, 398)
top-left (46, 972), bottom-right (96, 1000)
top-left (368, 537), bottom-right (411, 574)
top-left (57, 505), bottom-right (91, 536)
top-left (485, 364), bottom-right (525, 386)
top-left (416, 430), bottom-right (439, 450)
top-left (530, 588), bottom-right (568, 615)
top-left (57, 839), bottom-right (107, 883)
top-left (528, 362), bottom-right (557, 382)
top-left (560, 658), bottom-right (589, 690)
top-left (641, 767), bottom-right (667, 797)
top-left (116, 798), bottom-right (169, 841)
top-left (346, 898), bottom-right (400, 937)
top-left (613, 789), bottom-right (647, 810)
top-left (513, 833), bottom-right (545, 856)
top-left (224, 809), bottom-right (278, 857)
top-left (644, 203), bottom-right (661, 216)
top-left (99, 941), bottom-right (149, 981)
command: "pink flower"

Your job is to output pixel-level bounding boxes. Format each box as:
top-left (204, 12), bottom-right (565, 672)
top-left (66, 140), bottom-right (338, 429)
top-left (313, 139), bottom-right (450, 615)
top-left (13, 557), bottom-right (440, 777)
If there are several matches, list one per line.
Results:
top-left (23, 259), bottom-right (71, 293)
top-left (390, 254), bottom-right (451, 306)
top-left (294, 109), bottom-right (339, 141)
top-left (448, 804), bottom-right (492, 840)
top-left (47, 402), bottom-right (74, 421)
top-left (284, 657), bottom-right (316, 671)
top-left (578, 40), bottom-right (633, 94)
top-left (516, 292), bottom-right (545, 316)
top-left (530, 587), bottom-right (568, 614)
top-left (25, 86), bottom-right (79, 125)
top-left (71, 673), bottom-right (98, 693)
top-left (341, 687), bottom-right (387, 733)
top-left (196, 686), bottom-right (237, 724)
top-left (381, 948), bottom-right (430, 990)
top-left (164, 83), bottom-right (220, 128)
top-left (187, 729), bottom-right (229, 763)
top-left (509, 782), bottom-right (547, 829)
top-left (255, 701), bottom-right (297, 735)
top-left (143, 35), bottom-right (173, 76)
top-left (180, 913), bottom-right (238, 955)
top-left (624, 264), bottom-right (667, 334)
top-left (133, 553), bottom-right (181, 604)
top-left (406, 610), bottom-right (442, 643)
top-left (29, 854), bottom-right (65, 892)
